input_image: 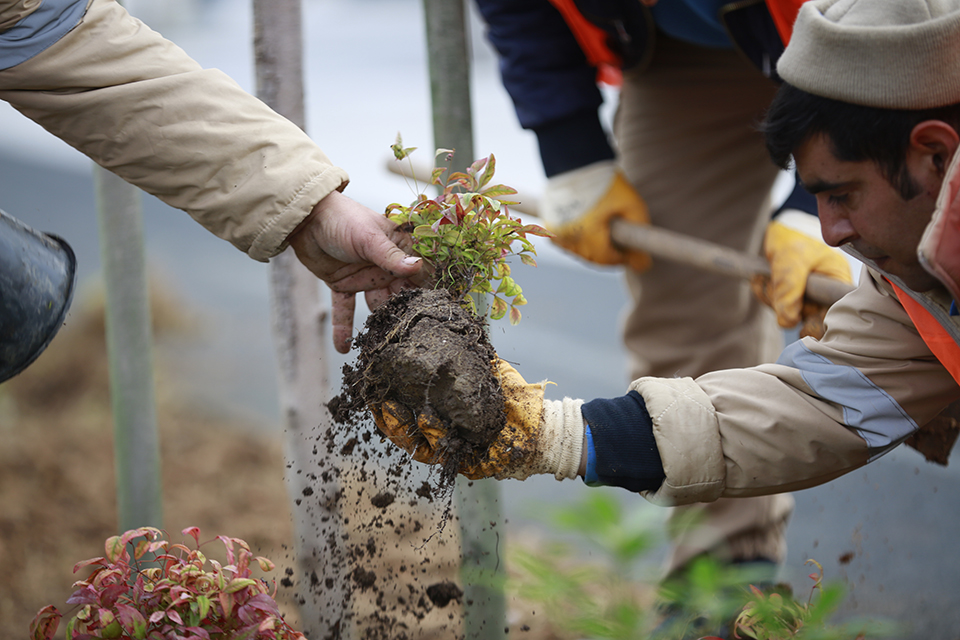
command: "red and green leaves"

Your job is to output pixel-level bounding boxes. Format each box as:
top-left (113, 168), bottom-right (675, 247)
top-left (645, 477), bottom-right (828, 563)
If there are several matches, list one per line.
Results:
top-left (29, 527), bottom-right (305, 640)
top-left (388, 134), bottom-right (550, 325)
top-left (29, 605), bottom-right (60, 640)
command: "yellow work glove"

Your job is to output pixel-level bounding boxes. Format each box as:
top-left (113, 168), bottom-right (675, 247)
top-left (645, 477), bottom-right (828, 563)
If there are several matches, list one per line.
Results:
top-left (751, 212), bottom-right (853, 339)
top-left (540, 160), bottom-right (652, 272)
top-left (370, 360), bottom-right (584, 481)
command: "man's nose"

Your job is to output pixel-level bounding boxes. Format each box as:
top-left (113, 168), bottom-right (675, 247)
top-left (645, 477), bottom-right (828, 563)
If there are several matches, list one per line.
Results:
top-left (817, 207), bottom-right (856, 247)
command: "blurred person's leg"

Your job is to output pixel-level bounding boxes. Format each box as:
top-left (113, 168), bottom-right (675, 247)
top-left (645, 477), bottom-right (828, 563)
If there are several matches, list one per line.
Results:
top-left (613, 34), bottom-right (793, 578)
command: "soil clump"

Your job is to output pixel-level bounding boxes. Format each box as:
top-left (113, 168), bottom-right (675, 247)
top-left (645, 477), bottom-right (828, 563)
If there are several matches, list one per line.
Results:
top-left (330, 288), bottom-right (506, 485)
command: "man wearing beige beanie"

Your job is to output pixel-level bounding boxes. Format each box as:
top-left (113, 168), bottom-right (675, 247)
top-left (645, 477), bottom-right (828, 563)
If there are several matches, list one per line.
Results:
top-left (375, 0), bottom-right (960, 635)
top-left (765, 0), bottom-right (960, 299)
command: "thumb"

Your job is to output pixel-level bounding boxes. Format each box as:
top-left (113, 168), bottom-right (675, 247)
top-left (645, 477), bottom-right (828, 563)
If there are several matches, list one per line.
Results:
top-left (362, 237), bottom-right (422, 278)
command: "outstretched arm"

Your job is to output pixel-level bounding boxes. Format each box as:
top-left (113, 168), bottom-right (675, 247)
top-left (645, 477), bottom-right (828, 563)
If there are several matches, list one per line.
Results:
top-left (0, 0), bottom-right (422, 353)
top-left (371, 273), bottom-right (959, 503)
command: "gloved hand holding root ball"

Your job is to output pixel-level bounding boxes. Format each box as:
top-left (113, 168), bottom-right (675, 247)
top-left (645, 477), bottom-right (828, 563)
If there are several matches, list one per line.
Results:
top-left (363, 337), bottom-right (678, 504)
top-left (370, 359), bottom-right (585, 481)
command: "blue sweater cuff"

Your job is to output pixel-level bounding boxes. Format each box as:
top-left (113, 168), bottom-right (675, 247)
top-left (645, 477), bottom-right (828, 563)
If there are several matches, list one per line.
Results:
top-left (581, 390), bottom-right (664, 493)
top-left (583, 424), bottom-right (600, 486)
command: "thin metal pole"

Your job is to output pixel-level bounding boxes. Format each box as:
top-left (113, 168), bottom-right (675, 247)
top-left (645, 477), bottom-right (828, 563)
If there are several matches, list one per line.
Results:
top-left (94, 165), bottom-right (163, 532)
top-left (422, 1), bottom-right (506, 637)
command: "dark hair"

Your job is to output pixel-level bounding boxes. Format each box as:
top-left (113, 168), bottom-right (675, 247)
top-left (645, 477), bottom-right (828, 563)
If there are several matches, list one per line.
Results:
top-left (761, 83), bottom-right (960, 199)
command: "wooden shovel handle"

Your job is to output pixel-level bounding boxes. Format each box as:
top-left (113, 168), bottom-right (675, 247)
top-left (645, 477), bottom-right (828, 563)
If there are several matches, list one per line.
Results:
top-left (610, 219), bottom-right (855, 307)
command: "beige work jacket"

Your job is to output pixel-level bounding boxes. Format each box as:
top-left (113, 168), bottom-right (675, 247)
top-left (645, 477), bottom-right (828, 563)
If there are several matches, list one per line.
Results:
top-left (636, 270), bottom-right (960, 506)
top-left (633, 150), bottom-right (960, 505)
top-left (0, 0), bottom-right (348, 260)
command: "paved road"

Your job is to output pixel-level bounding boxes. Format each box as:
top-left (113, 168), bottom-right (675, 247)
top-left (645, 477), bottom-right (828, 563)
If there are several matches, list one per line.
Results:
top-left (2, 0), bottom-right (959, 636)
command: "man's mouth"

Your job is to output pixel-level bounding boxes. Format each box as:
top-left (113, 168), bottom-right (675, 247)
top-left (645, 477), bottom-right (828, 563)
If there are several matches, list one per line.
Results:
top-left (853, 245), bottom-right (887, 266)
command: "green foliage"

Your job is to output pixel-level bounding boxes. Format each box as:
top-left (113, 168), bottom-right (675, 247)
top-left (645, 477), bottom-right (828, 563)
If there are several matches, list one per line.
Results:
top-left (511, 544), bottom-right (647, 640)
top-left (506, 492), bottom-right (665, 640)
top-left (546, 490), bottom-right (662, 572)
top-left (726, 560), bottom-right (898, 640)
top-left (29, 527), bottom-right (305, 640)
top-left (656, 555), bottom-right (780, 639)
top-left (387, 133), bottom-right (550, 324)
top-left (507, 493), bottom-right (899, 640)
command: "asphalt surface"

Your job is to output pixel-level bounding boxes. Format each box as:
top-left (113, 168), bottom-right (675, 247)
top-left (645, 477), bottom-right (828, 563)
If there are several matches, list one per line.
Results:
top-left (3, 0), bottom-right (959, 636)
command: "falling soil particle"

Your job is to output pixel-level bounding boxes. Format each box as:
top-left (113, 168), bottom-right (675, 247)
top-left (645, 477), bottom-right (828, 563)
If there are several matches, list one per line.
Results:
top-left (426, 581), bottom-right (463, 608)
top-left (340, 437), bottom-right (359, 456)
top-left (352, 567), bottom-right (378, 590)
top-left (416, 482), bottom-right (434, 502)
top-left (371, 492), bottom-right (395, 509)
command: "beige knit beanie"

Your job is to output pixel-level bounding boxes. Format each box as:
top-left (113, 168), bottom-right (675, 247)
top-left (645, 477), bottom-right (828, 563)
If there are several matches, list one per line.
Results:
top-left (777, 0), bottom-right (960, 109)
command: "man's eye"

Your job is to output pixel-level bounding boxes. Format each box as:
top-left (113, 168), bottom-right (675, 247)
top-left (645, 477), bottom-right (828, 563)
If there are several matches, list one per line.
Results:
top-left (827, 193), bottom-right (848, 205)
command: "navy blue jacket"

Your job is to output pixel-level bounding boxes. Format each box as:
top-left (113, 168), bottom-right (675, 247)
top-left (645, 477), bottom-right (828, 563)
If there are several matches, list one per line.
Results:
top-left (474, 0), bottom-right (789, 177)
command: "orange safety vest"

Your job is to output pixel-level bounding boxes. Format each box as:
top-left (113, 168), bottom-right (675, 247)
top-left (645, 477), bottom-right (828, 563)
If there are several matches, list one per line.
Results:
top-left (892, 283), bottom-right (960, 386)
top-left (548, 0), bottom-right (808, 86)
top-left (548, 0), bottom-right (624, 86)
top-left (766, 0), bottom-right (807, 44)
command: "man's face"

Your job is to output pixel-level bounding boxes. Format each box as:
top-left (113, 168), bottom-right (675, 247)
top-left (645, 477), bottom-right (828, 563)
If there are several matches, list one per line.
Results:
top-left (794, 133), bottom-right (942, 292)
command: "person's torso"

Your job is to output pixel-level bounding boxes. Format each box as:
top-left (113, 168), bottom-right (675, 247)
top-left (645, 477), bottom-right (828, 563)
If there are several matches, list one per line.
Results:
top-left (566, 0), bottom-right (789, 78)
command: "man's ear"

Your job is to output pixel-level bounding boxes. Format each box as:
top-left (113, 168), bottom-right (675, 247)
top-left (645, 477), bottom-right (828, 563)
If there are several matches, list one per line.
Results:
top-left (909, 120), bottom-right (960, 178)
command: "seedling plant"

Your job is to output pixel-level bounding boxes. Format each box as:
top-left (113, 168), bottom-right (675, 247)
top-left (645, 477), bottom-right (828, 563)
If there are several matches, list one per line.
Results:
top-left (330, 136), bottom-right (550, 487)
top-left (387, 133), bottom-right (550, 324)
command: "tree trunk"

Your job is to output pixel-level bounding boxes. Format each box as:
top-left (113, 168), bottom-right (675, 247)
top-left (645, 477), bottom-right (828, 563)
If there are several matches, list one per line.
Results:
top-left (94, 166), bottom-right (163, 533)
top-left (253, 2), bottom-right (344, 636)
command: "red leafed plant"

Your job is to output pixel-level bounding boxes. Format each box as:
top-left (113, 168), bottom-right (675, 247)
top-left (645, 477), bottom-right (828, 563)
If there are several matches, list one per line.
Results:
top-left (29, 526), bottom-right (305, 640)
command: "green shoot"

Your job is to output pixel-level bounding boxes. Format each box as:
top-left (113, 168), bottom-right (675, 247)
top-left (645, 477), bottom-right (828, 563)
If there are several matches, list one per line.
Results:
top-left (387, 133), bottom-right (550, 325)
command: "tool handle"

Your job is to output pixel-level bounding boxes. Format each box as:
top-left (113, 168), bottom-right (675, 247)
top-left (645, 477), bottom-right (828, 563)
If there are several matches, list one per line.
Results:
top-left (610, 219), bottom-right (854, 307)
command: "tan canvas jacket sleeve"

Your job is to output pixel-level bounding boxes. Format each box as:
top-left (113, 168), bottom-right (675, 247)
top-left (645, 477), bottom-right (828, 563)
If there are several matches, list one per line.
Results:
top-left (632, 269), bottom-right (960, 506)
top-left (0, 0), bottom-right (348, 260)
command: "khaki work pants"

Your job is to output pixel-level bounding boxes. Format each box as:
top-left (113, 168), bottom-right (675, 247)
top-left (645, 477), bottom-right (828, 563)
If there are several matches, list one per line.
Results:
top-left (613, 34), bottom-right (794, 575)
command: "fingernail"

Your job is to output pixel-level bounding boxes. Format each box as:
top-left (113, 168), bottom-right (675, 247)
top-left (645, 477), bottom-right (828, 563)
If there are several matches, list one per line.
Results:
top-left (402, 256), bottom-right (421, 265)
